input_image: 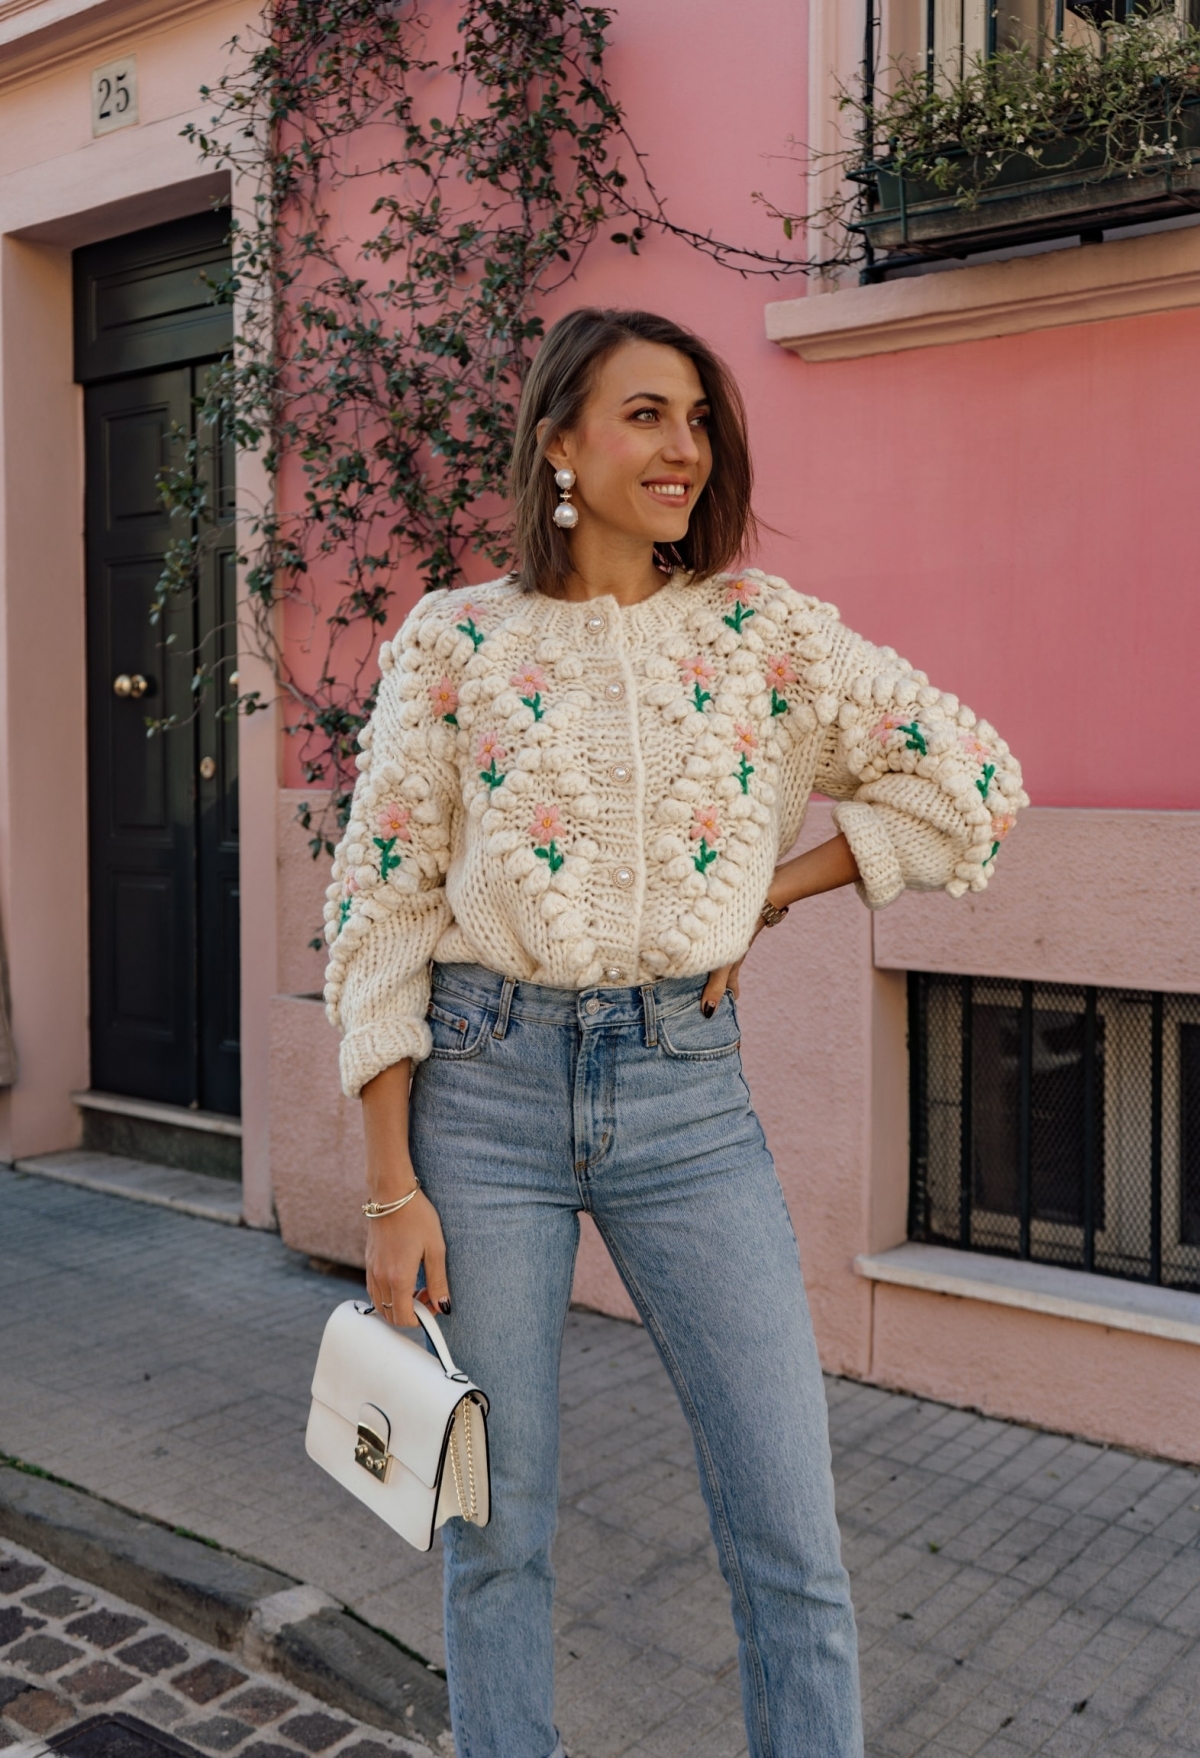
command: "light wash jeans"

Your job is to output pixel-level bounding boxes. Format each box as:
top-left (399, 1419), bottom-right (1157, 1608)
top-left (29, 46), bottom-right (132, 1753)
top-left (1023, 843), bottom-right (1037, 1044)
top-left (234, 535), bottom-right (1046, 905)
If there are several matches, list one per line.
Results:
top-left (409, 962), bottom-right (863, 1758)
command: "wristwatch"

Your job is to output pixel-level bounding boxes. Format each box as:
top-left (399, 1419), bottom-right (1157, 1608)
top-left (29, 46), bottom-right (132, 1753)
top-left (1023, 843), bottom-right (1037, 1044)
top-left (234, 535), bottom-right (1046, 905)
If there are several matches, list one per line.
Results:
top-left (759, 899), bottom-right (789, 928)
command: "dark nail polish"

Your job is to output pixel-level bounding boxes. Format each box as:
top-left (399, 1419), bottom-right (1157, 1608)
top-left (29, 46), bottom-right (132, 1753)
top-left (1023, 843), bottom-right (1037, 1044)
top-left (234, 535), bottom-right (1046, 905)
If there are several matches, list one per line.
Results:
top-left (438, 1298), bottom-right (452, 1315)
top-left (702, 1001), bottom-right (715, 1018)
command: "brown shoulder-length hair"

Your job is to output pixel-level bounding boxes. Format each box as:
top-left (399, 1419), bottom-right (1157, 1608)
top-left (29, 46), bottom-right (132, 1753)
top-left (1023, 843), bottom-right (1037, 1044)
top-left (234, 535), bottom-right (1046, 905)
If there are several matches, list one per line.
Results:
top-left (509, 307), bottom-right (756, 595)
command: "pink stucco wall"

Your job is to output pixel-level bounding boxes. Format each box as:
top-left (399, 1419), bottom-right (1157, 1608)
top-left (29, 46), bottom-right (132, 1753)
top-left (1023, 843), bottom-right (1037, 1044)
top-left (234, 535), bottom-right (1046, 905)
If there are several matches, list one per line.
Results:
top-left (262, 0), bottom-right (1199, 1463)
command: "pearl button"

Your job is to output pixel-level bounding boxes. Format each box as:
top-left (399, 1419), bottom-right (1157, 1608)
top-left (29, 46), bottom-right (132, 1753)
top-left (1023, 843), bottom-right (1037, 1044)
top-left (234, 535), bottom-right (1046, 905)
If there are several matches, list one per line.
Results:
top-left (605, 967), bottom-right (624, 983)
top-left (584, 997), bottom-right (602, 1015)
top-left (585, 614), bottom-right (604, 632)
top-left (613, 867), bottom-right (634, 888)
top-left (610, 764), bottom-right (630, 782)
top-left (604, 681), bottom-right (624, 700)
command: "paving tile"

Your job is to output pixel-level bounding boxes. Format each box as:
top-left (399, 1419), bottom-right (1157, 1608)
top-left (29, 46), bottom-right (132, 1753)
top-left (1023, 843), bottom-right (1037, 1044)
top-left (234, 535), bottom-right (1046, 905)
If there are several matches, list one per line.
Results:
top-left (3, 1633), bottom-right (83, 1674)
top-left (0, 1609), bottom-right (44, 1648)
top-left (277, 1714), bottom-right (355, 1753)
top-left (23, 1588), bottom-right (93, 1618)
top-left (61, 1660), bottom-right (141, 1703)
top-left (65, 1609), bottom-right (146, 1649)
top-left (172, 1659), bottom-right (250, 1705)
top-left (117, 1634), bottom-right (192, 1674)
top-left (220, 1690), bottom-right (301, 1729)
top-left (184, 1715), bottom-right (257, 1750)
top-left (5, 1686), bottom-right (75, 1733)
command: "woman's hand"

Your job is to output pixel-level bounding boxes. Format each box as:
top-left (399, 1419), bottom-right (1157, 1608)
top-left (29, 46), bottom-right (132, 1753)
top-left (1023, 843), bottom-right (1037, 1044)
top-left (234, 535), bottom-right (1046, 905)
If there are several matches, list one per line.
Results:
top-left (360, 1058), bottom-right (450, 1327)
top-left (700, 916), bottom-right (765, 1015)
top-left (365, 1187), bottom-right (450, 1327)
top-left (700, 833), bottom-right (860, 1017)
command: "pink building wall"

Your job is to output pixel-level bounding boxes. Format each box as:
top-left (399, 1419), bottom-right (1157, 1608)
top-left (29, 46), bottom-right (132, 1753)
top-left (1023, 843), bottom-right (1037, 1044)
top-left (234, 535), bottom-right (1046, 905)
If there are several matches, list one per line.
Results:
top-left (263, 0), bottom-right (1200, 1462)
top-left (1, 0), bottom-right (1197, 1465)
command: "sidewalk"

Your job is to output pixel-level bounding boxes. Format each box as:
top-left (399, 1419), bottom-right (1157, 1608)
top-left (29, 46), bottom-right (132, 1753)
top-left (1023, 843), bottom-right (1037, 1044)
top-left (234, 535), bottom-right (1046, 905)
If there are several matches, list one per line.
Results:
top-left (3, 1167), bottom-right (1200, 1758)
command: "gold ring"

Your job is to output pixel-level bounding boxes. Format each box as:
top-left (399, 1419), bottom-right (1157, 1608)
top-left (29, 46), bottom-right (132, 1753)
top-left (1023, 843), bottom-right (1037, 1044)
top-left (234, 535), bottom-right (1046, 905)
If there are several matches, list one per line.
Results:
top-left (381, 1300), bottom-right (393, 1308)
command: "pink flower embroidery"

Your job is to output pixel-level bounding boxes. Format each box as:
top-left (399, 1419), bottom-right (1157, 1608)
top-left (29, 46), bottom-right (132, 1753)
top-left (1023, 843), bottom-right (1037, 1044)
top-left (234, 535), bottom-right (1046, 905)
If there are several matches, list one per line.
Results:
top-left (529, 803), bottom-right (564, 845)
top-left (510, 664), bottom-right (547, 696)
top-left (511, 663), bottom-right (547, 721)
top-left (959, 731), bottom-right (992, 763)
top-left (691, 804), bottom-right (721, 873)
top-left (764, 655), bottom-right (797, 691)
top-left (429, 677), bottom-right (459, 724)
top-left (376, 803), bottom-right (412, 841)
top-left (474, 731), bottom-right (506, 767)
top-left (991, 811), bottom-right (1016, 842)
top-left (679, 655), bottom-right (716, 687)
top-left (871, 714), bottom-right (904, 744)
top-left (691, 804), bottom-right (722, 844)
top-left (724, 577), bottom-right (761, 607)
top-left (733, 723), bottom-right (758, 755)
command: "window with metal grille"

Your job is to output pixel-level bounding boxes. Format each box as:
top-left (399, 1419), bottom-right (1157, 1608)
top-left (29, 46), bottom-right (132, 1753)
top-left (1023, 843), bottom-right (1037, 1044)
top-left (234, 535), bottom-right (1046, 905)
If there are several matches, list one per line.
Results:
top-left (865, 1), bottom-right (1200, 86)
top-left (908, 974), bottom-right (1200, 1289)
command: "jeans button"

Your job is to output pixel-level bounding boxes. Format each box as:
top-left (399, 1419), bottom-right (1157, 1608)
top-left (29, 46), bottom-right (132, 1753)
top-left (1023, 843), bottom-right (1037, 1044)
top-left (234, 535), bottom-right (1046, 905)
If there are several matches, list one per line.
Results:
top-left (584, 997), bottom-right (602, 1015)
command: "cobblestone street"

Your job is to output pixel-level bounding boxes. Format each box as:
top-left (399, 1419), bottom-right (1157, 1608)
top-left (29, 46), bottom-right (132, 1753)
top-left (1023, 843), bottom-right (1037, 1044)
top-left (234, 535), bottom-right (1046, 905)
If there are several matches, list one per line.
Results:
top-left (0, 1537), bottom-right (435, 1757)
top-left (3, 1168), bottom-right (1200, 1758)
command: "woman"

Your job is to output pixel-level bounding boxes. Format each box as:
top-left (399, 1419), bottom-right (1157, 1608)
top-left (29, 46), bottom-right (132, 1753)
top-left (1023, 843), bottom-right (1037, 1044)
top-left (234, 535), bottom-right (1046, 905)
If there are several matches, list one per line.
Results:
top-left (324, 308), bottom-right (1026, 1758)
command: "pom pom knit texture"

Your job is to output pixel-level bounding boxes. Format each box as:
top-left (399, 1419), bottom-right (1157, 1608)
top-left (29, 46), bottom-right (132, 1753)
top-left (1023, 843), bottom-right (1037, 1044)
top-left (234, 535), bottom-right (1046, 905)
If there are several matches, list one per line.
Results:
top-left (325, 571), bottom-right (1027, 1097)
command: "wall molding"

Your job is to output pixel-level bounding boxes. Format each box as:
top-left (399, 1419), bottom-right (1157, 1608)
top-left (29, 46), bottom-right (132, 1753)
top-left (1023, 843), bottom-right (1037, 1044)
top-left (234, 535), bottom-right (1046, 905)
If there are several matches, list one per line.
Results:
top-left (766, 223), bottom-right (1200, 361)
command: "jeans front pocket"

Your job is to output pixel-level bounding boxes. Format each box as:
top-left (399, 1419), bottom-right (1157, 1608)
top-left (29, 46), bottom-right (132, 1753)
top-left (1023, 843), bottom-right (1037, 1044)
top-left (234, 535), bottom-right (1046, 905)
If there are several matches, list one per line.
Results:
top-left (427, 997), bottom-right (493, 1059)
top-left (656, 992), bottom-right (741, 1061)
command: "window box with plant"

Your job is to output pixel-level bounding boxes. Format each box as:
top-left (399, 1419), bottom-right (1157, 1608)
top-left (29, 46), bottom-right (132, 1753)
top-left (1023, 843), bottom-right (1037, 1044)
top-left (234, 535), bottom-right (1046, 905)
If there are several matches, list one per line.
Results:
top-left (810, 8), bottom-right (1200, 271)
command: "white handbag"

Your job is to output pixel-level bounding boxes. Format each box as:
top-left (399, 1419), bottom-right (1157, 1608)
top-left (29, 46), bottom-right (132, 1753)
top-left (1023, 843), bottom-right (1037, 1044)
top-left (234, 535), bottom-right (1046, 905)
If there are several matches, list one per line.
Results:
top-left (305, 1299), bottom-right (490, 1552)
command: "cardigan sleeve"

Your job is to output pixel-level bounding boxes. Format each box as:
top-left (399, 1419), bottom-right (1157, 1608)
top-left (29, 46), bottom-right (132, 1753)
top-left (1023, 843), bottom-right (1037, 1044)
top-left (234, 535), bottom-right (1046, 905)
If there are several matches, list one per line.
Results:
top-left (809, 622), bottom-right (1028, 910)
top-left (322, 597), bottom-right (460, 1097)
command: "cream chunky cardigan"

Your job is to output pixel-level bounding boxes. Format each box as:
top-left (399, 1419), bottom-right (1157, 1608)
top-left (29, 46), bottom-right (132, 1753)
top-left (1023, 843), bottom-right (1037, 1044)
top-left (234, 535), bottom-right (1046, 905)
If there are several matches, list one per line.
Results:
top-left (325, 570), bottom-right (1027, 1097)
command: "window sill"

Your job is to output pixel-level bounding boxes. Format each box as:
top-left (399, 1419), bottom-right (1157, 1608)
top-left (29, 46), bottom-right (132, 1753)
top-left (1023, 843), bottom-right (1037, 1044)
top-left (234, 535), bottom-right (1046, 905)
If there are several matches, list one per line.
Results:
top-left (765, 223), bottom-right (1200, 361)
top-left (855, 1241), bottom-right (1200, 1346)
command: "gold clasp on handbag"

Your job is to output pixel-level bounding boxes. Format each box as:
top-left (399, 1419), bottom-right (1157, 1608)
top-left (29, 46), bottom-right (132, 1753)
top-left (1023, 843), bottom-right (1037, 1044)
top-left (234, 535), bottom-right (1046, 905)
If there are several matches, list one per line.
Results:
top-left (354, 1419), bottom-right (391, 1483)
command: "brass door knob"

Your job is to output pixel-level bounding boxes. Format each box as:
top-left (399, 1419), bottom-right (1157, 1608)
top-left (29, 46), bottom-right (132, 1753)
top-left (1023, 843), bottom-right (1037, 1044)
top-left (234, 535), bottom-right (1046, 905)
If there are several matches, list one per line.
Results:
top-left (113, 674), bottom-right (148, 699)
top-left (199, 756), bottom-right (217, 781)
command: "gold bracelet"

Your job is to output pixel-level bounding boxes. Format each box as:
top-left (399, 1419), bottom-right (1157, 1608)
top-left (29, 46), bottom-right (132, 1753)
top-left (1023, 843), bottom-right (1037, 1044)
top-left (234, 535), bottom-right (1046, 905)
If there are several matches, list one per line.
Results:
top-left (362, 1183), bottom-right (421, 1219)
top-left (760, 899), bottom-right (789, 928)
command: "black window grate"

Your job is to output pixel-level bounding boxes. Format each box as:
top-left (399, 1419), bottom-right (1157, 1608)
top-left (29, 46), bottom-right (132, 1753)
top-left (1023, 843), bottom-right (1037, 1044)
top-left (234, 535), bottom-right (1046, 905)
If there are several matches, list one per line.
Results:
top-left (908, 973), bottom-right (1200, 1290)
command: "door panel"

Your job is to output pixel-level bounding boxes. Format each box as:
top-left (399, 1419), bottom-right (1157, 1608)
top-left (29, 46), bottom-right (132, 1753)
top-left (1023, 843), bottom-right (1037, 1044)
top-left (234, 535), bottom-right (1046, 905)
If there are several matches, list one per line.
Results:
top-left (87, 370), bottom-right (198, 1105)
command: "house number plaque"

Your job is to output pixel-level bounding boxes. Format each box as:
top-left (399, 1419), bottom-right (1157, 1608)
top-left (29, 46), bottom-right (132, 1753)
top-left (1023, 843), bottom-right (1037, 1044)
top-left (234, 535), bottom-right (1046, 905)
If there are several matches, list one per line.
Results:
top-left (91, 57), bottom-right (138, 137)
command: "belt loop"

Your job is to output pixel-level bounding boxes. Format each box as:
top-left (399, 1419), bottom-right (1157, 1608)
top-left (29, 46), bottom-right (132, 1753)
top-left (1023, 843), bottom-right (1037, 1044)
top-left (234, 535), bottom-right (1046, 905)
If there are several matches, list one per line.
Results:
top-left (640, 984), bottom-right (658, 1049)
top-left (492, 977), bottom-right (516, 1040)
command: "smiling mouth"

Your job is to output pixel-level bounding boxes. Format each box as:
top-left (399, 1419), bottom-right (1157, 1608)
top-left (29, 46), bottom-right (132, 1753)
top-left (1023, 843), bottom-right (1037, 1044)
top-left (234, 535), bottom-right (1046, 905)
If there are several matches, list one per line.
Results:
top-left (642, 481), bottom-right (691, 504)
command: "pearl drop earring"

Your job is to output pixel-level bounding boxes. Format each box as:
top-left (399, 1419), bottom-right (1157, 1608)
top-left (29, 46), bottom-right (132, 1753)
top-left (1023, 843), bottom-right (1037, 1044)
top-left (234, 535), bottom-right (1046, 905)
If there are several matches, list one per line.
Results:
top-left (552, 467), bottom-right (578, 530)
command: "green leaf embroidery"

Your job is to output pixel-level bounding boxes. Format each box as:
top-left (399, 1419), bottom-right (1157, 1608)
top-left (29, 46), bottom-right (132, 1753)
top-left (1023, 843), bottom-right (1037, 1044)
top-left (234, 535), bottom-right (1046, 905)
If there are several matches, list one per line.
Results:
top-left (520, 692), bottom-right (544, 721)
top-left (457, 618), bottom-right (484, 651)
top-left (770, 689), bottom-right (789, 717)
top-left (692, 682), bottom-right (712, 714)
top-left (479, 760), bottom-right (506, 790)
top-left (735, 753), bottom-right (755, 794)
top-left (722, 602), bottom-right (755, 633)
top-left (976, 763), bottom-right (995, 800)
top-left (373, 835), bottom-right (402, 880)
top-left (533, 839), bottom-right (564, 874)
top-left (898, 720), bottom-right (927, 756)
top-left (337, 895), bottom-right (353, 933)
top-left (442, 711), bottom-right (459, 727)
top-left (692, 836), bottom-right (718, 875)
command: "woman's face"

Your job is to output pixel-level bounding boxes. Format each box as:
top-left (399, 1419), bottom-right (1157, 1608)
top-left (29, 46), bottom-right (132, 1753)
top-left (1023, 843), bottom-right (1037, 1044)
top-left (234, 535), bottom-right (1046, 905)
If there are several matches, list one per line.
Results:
top-left (542, 339), bottom-right (713, 550)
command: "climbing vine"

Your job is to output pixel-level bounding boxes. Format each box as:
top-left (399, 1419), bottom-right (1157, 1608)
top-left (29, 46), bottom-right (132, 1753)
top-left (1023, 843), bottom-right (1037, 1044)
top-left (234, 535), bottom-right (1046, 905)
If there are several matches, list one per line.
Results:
top-left (156, 0), bottom-right (816, 855)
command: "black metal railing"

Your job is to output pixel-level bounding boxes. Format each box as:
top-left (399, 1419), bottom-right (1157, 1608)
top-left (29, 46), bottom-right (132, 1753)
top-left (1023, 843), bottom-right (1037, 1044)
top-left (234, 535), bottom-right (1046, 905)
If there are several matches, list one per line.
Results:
top-left (908, 972), bottom-right (1200, 1289)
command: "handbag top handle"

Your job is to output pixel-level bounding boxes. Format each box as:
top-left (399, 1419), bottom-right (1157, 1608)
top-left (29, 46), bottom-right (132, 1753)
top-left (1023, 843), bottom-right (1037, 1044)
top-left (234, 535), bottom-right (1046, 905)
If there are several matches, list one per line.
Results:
top-left (366, 1300), bottom-right (472, 1385)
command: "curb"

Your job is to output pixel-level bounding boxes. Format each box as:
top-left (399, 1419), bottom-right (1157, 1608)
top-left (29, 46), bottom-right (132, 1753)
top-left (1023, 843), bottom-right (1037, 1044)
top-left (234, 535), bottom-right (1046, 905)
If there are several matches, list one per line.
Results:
top-left (0, 1465), bottom-right (450, 1747)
